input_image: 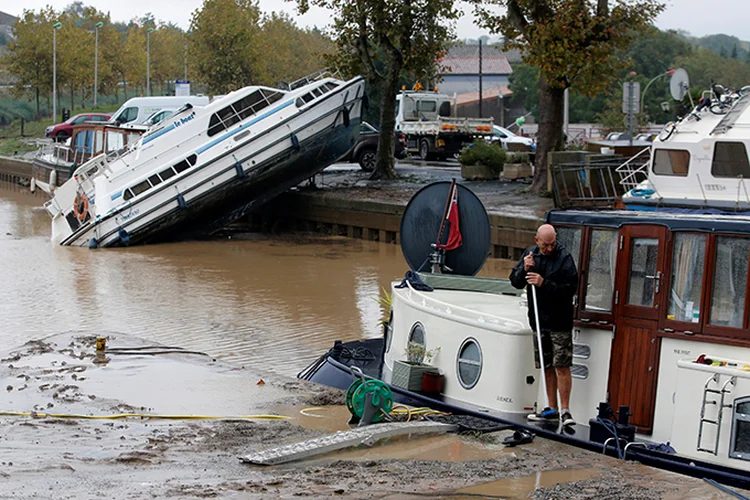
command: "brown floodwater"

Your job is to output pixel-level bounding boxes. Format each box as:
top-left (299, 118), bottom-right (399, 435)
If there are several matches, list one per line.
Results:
top-left (0, 183), bottom-right (514, 377)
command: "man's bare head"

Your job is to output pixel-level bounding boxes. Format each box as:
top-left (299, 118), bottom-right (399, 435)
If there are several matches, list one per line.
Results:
top-left (535, 224), bottom-right (557, 255)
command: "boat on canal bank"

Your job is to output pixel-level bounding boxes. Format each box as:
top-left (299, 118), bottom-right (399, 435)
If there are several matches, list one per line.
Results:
top-left (43, 72), bottom-right (366, 247)
top-left (300, 180), bottom-right (750, 490)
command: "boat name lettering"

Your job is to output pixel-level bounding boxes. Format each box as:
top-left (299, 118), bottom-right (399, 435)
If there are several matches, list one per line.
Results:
top-left (704, 184), bottom-right (726, 191)
top-left (174, 112), bottom-right (196, 127)
top-left (120, 209), bottom-right (140, 220)
top-left (673, 349), bottom-right (691, 356)
top-left (495, 396), bottom-right (513, 404)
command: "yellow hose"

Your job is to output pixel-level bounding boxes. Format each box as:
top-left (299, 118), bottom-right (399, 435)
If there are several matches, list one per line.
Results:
top-left (0, 411), bottom-right (290, 421)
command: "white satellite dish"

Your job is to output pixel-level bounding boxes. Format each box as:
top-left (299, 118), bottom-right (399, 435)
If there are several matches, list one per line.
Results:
top-left (670, 68), bottom-right (690, 101)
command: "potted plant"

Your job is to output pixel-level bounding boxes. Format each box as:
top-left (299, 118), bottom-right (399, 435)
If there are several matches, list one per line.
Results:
top-left (458, 139), bottom-right (507, 180)
top-left (391, 342), bottom-right (441, 392)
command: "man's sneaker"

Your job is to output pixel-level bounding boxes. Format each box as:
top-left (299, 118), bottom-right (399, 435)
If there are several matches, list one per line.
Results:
top-left (527, 407), bottom-right (559, 422)
top-left (561, 411), bottom-right (576, 427)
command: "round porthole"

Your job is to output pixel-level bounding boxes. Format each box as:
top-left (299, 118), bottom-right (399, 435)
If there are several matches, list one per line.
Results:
top-left (457, 338), bottom-right (482, 389)
top-left (385, 310), bottom-right (394, 353)
top-left (407, 322), bottom-right (426, 363)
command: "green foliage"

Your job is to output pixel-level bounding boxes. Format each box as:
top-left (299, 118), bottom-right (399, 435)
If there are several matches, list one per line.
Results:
top-left (458, 139), bottom-right (507, 174)
top-left (406, 342), bottom-right (440, 365)
top-left (373, 287), bottom-right (392, 327)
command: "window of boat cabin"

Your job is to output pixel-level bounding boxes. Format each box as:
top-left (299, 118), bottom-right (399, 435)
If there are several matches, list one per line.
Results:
top-left (555, 226), bottom-right (581, 269)
top-left (94, 130), bottom-right (104, 155)
top-left (580, 228), bottom-right (617, 319)
top-left (711, 142), bottom-right (750, 178)
top-left (106, 131), bottom-right (124, 153)
top-left (652, 149), bottom-right (690, 176)
top-left (666, 233), bottom-right (707, 325)
top-left (708, 236), bottom-right (750, 331)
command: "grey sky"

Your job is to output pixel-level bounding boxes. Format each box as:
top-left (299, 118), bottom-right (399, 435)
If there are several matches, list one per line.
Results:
top-left (3, 0), bottom-right (748, 41)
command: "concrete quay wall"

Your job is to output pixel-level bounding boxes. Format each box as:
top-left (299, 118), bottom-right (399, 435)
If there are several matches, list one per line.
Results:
top-left (246, 191), bottom-right (540, 260)
top-left (0, 156), bottom-right (33, 186)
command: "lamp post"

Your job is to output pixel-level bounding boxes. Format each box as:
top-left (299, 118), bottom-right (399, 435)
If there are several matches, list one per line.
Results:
top-left (52, 22), bottom-right (62, 123)
top-left (640, 69), bottom-right (676, 115)
top-left (94, 21), bottom-right (103, 108)
top-left (146, 27), bottom-right (154, 97)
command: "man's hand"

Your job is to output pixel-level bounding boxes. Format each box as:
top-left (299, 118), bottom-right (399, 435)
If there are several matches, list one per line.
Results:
top-left (523, 253), bottom-right (534, 272)
top-left (526, 272), bottom-right (544, 287)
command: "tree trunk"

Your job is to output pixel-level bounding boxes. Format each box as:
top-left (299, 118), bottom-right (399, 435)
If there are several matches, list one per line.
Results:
top-left (35, 87), bottom-right (40, 120)
top-left (370, 67), bottom-right (400, 180)
top-left (531, 75), bottom-right (566, 192)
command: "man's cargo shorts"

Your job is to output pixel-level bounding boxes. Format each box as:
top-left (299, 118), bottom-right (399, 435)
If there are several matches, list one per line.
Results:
top-left (532, 330), bottom-right (573, 369)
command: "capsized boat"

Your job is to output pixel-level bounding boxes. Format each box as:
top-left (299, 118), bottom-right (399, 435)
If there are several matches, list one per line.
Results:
top-left (300, 180), bottom-right (750, 490)
top-left (44, 72), bottom-right (366, 247)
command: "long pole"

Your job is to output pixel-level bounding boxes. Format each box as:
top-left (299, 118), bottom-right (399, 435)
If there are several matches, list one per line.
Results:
top-left (640, 69), bottom-right (676, 115)
top-left (530, 284), bottom-right (549, 409)
top-left (94, 23), bottom-right (100, 108)
top-left (146, 29), bottom-right (151, 97)
top-left (478, 40), bottom-right (483, 118)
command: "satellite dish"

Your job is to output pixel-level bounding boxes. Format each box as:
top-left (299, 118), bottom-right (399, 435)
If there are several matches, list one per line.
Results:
top-left (400, 182), bottom-right (490, 276)
top-left (670, 68), bottom-right (690, 101)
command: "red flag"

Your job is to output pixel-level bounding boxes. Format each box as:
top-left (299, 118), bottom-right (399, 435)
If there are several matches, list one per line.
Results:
top-left (436, 183), bottom-right (462, 251)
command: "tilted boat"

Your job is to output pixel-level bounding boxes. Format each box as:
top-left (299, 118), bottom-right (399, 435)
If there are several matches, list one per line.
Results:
top-left (44, 72), bottom-right (366, 247)
top-left (300, 180), bottom-right (750, 490)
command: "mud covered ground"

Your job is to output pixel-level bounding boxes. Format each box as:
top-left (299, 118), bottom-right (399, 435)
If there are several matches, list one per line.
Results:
top-left (0, 333), bottom-right (745, 499)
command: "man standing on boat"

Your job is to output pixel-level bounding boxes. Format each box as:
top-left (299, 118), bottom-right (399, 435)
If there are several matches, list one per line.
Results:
top-left (510, 224), bottom-right (578, 426)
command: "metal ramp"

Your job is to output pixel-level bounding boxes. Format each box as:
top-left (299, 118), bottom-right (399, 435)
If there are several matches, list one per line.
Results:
top-left (711, 93), bottom-right (750, 135)
top-left (697, 373), bottom-right (736, 455)
top-left (240, 421), bottom-right (458, 465)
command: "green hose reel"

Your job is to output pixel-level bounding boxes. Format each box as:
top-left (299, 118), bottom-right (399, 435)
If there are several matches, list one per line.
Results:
top-left (346, 375), bottom-right (393, 424)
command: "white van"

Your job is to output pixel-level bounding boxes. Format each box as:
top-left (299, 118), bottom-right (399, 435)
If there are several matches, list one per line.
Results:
top-left (109, 95), bottom-right (210, 127)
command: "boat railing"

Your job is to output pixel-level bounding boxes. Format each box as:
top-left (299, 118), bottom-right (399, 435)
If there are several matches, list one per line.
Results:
top-left (615, 147), bottom-right (653, 191)
top-left (283, 69), bottom-right (340, 91)
top-left (402, 280), bottom-right (527, 335)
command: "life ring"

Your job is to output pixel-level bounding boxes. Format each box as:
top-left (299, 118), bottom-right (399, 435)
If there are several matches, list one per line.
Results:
top-left (73, 193), bottom-right (89, 222)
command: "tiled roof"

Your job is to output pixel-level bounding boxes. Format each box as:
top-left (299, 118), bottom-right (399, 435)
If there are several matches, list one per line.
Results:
top-left (439, 44), bottom-right (514, 75)
top-left (455, 86), bottom-right (513, 106)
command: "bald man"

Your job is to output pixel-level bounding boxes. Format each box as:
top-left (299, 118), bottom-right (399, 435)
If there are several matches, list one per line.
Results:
top-left (510, 224), bottom-right (578, 426)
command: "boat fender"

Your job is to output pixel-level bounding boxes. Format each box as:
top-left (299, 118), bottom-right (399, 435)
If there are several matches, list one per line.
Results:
top-left (30, 177), bottom-right (35, 193)
top-left (118, 228), bottom-right (130, 245)
top-left (88, 237), bottom-right (98, 249)
top-left (49, 169), bottom-right (57, 188)
top-left (177, 193), bottom-right (187, 210)
top-left (342, 106), bottom-right (350, 128)
top-left (290, 133), bottom-right (301, 152)
top-left (234, 161), bottom-right (246, 179)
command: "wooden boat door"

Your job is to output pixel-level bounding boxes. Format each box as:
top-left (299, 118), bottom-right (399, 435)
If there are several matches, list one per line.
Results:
top-left (609, 225), bottom-right (667, 433)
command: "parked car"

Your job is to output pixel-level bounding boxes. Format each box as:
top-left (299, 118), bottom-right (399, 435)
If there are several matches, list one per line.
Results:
top-left (339, 121), bottom-right (408, 171)
top-left (488, 125), bottom-right (535, 150)
top-left (45, 113), bottom-right (111, 142)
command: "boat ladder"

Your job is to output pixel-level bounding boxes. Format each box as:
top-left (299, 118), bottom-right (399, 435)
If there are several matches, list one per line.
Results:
top-left (711, 93), bottom-right (750, 135)
top-left (697, 373), bottom-right (736, 455)
top-left (239, 420), bottom-right (457, 465)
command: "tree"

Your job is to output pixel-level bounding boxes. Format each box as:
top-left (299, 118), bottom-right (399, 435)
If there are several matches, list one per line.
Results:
top-left (296, 0), bottom-right (460, 180)
top-left (473, 0), bottom-right (664, 192)
top-left (188, 0), bottom-right (263, 94)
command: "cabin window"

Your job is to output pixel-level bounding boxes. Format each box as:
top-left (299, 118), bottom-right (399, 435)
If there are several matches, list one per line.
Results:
top-left (106, 131), bottom-right (124, 152)
top-left (712, 142), bottom-right (750, 178)
top-left (652, 149), bottom-right (690, 176)
top-left (173, 159), bottom-right (191, 174)
top-left (627, 237), bottom-right (659, 307)
top-left (667, 233), bottom-right (706, 323)
top-left (457, 338), bottom-right (482, 389)
top-left (264, 90), bottom-right (283, 104)
top-left (311, 87), bottom-right (323, 98)
top-left (556, 226), bottom-right (581, 269)
top-left (233, 91), bottom-right (264, 120)
top-left (94, 130), bottom-right (104, 154)
top-left (148, 174), bottom-right (162, 187)
top-left (159, 167), bottom-right (176, 181)
top-left (730, 397), bottom-right (750, 461)
top-left (408, 323), bottom-right (426, 363)
top-left (583, 229), bottom-right (616, 313)
top-left (709, 236), bottom-right (750, 329)
top-left (123, 189), bottom-right (134, 201)
top-left (130, 180), bottom-right (151, 197)
top-left (324, 82), bottom-right (338, 91)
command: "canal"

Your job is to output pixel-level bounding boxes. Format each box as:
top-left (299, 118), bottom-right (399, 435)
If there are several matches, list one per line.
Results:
top-left (0, 182), bottom-right (514, 377)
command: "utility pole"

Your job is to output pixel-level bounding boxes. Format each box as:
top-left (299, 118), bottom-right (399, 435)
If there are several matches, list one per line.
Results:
top-left (146, 27), bottom-right (154, 97)
top-left (94, 22), bottom-right (103, 108)
top-left (478, 39), bottom-right (483, 118)
top-left (52, 22), bottom-right (61, 122)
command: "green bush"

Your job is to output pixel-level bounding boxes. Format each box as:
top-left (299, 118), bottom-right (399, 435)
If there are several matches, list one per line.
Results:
top-left (506, 152), bottom-right (531, 164)
top-left (458, 139), bottom-right (507, 175)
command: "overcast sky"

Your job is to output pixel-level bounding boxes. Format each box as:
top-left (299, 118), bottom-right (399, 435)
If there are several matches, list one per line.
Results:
top-left (3, 0), bottom-right (747, 42)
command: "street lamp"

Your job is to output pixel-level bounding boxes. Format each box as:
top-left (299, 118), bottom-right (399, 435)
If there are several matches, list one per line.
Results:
top-left (52, 22), bottom-right (62, 123)
top-left (94, 21), bottom-right (103, 108)
top-left (146, 27), bottom-right (154, 97)
top-left (640, 69), bottom-right (676, 115)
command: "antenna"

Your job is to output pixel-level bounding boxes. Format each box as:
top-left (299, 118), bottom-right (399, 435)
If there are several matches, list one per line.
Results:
top-left (670, 68), bottom-right (694, 108)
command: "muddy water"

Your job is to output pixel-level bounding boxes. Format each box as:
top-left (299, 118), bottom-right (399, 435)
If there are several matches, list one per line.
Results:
top-left (0, 184), bottom-right (514, 377)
